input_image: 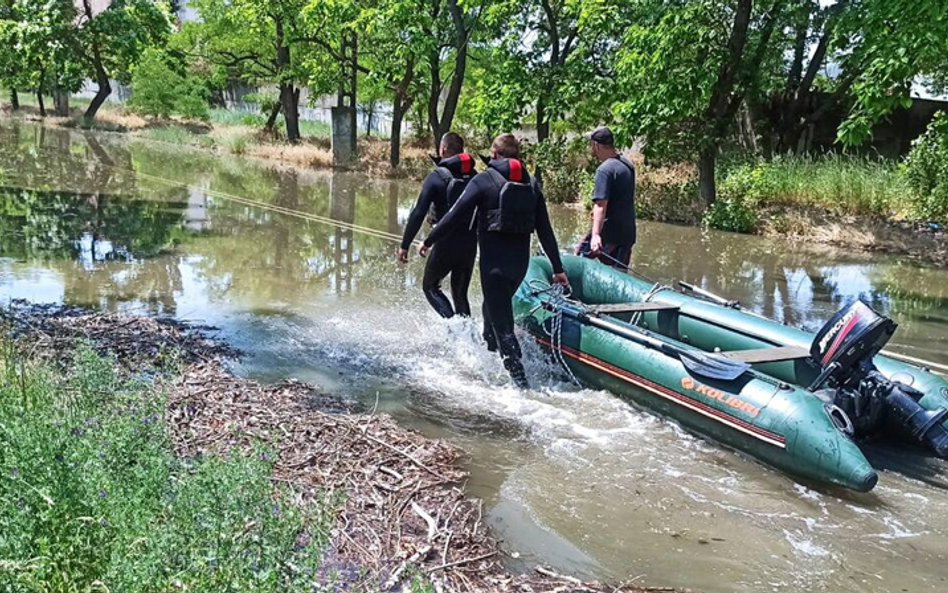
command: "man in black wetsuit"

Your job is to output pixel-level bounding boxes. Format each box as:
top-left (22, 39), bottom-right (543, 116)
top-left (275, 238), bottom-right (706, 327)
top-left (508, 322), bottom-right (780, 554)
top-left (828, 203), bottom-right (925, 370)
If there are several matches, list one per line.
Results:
top-left (398, 132), bottom-right (477, 318)
top-left (575, 126), bottom-right (637, 269)
top-left (420, 134), bottom-right (569, 388)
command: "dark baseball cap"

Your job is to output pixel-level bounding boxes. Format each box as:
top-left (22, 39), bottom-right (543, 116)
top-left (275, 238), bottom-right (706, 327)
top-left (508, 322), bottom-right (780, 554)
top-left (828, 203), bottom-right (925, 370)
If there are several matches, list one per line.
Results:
top-left (588, 126), bottom-right (614, 146)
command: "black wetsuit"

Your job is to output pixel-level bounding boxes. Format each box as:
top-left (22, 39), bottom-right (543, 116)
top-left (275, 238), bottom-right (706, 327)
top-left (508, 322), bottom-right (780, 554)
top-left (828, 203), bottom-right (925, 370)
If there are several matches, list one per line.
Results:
top-left (400, 154), bottom-right (477, 318)
top-left (424, 158), bottom-right (564, 388)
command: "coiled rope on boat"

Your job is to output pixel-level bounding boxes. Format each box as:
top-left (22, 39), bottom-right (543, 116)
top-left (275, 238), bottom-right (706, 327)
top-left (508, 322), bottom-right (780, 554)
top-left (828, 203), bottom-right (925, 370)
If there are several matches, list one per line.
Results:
top-left (528, 279), bottom-right (582, 387)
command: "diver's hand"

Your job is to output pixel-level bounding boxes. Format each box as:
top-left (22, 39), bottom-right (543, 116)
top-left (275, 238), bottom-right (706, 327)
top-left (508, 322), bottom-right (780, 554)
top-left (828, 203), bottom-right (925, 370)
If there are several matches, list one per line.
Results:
top-left (551, 272), bottom-right (570, 290)
top-left (397, 248), bottom-right (409, 263)
top-left (418, 244), bottom-right (430, 257)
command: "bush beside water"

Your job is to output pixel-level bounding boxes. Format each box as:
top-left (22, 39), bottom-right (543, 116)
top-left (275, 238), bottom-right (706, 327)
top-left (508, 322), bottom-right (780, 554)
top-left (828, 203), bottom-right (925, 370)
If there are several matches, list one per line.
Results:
top-left (0, 341), bottom-right (332, 592)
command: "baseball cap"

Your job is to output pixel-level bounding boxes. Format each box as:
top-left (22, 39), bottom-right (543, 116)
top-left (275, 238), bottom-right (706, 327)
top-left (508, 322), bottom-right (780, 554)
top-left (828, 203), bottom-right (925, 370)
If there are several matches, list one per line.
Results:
top-left (588, 126), bottom-right (615, 146)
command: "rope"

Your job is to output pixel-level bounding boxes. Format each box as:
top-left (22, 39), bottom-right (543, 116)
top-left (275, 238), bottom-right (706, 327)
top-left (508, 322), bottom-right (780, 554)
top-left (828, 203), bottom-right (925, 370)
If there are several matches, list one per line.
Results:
top-left (528, 279), bottom-right (582, 387)
top-left (22, 145), bottom-right (417, 246)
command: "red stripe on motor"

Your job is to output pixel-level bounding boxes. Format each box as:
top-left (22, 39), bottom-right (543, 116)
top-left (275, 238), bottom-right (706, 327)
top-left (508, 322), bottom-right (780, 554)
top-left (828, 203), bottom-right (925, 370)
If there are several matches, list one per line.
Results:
top-left (822, 315), bottom-right (860, 366)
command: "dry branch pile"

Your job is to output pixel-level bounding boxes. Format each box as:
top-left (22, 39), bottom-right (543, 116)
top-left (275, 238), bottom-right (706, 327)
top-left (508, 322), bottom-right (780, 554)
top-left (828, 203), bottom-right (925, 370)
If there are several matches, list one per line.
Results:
top-left (0, 302), bottom-right (683, 593)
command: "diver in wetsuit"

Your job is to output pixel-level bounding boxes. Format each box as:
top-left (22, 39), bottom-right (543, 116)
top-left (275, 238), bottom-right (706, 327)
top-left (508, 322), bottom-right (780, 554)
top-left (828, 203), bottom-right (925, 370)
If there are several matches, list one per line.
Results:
top-left (420, 134), bottom-right (569, 388)
top-left (398, 132), bottom-right (477, 318)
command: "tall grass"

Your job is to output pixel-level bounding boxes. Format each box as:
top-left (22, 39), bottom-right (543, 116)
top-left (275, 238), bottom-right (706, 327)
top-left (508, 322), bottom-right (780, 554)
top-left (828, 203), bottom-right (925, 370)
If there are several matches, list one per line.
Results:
top-left (208, 109), bottom-right (332, 138)
top-left (0, 338), bottom-right (332, 592)
top-left (142, 125), bottom-right (217, 148)
top-left (719, 155), bottom-right (913, 218)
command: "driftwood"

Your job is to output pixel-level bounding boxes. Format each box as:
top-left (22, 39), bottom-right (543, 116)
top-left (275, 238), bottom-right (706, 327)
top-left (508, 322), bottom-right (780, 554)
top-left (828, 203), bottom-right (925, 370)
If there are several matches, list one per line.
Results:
top-left (0, 302), bottom-right (687, 593)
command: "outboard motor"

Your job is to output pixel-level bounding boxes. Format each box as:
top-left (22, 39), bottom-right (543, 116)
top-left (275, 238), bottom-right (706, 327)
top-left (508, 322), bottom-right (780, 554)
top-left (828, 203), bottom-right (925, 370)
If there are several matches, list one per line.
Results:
top-left (810, 299), bottom-right (948, 457)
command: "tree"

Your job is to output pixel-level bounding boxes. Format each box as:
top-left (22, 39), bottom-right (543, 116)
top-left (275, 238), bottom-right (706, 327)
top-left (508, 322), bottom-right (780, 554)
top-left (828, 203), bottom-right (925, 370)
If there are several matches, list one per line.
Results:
top-left (356, 0), bottom-right (428, 167)
top-left (836, 0), bottom-right (948, 146)
top-left (188, 0), bottom-right (310, 142)
top-left (76, 0), bottom-right (173, 122)
top-left (612, 0), bottom-right (784, 205)
top-left (128, 47), bottom-right (209, 119)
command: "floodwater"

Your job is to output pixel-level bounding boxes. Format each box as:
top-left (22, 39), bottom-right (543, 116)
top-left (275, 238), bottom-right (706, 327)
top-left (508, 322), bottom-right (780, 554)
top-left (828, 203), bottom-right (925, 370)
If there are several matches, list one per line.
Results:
top-left (2, 122), bottom-right (948, 592)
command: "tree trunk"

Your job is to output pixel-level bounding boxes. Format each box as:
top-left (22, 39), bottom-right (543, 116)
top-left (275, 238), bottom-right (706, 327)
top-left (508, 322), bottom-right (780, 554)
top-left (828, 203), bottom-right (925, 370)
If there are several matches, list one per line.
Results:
top-left (54, 87), bottom-right (70, 116)
top-left (280, 84), bottom-right (301, 143)
top-left (349, 33), bottom-right (358, 148)
top-left (427, 0), bottom-right (469, 152)
top-left (536, 98), bottom-right (550, 143)
top-left (9, 88), bottom-right (19, 110)
top-left (390, 98), bottom-right (405, 169)
top-left (698, 144), bottom-right (717, 207)
top-left (264, 101), bottom-right (281, 132)
top-left (36, 91), bottom-right (46, 116)
top-left (83, 64), bottom-right (111, 122)
top-left (274, 16), bottom-right (300, 143)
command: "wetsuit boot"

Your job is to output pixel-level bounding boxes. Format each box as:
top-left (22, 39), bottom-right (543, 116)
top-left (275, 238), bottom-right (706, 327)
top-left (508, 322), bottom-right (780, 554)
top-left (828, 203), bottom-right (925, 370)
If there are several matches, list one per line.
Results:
top-left (499, 333), bottom-right (528, 389)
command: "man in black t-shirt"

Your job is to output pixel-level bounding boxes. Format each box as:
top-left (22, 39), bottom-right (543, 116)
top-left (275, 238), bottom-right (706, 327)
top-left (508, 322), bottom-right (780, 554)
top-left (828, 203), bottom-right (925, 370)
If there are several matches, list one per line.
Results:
top-left (575, 126), bottom-right (637, 269)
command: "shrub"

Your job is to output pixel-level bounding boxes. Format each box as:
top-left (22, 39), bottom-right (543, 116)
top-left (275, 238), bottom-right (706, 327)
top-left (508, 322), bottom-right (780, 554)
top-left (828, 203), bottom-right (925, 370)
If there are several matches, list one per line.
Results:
top-left (904, 112), bottom-right (948, 221)
top-left (0, 340), bottom-right (331, 592)
top-left (702, 195), bottom-right (759, 233)
top-left (129, 49), bottom-right (209, 121)
top-left (526, 138), bottom-right (596, 204)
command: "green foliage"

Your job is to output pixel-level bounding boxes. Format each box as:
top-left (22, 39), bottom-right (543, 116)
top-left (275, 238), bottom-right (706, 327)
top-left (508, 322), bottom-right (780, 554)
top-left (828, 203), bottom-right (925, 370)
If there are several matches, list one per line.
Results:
top-left (718, 155), bottom-right (909, 218)
top-left (702, 195), bottom-right (759, 233)
top-left (0, 340), bottom-right (333, 593)
top-left (836, 0), bottom-right (948, 145)
top-left (129, 48), bottom-right (210, 120)
top-left (525, 138), bottom-right (596, 204)
top-left (904, 112), bottom-right (948, 221)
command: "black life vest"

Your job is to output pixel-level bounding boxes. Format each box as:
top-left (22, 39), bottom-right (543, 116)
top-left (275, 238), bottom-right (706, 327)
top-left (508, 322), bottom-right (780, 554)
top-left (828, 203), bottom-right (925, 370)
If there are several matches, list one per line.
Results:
top-left (484, 159), bottom-right (537, 234)
top-left (427, 154), bottom-right (475, 225)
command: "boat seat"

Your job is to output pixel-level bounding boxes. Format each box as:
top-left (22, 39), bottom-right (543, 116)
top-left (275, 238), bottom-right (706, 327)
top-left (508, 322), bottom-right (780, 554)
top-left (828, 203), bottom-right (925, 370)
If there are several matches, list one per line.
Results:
top-left (720, 345), bottom-right (811, 364)
top-left (588, 302), bottom-right (680, 315)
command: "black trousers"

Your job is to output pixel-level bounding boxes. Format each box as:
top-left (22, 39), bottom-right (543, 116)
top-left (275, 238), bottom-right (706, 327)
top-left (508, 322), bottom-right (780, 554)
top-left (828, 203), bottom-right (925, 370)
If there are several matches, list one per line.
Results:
top-left (480, 270), bottom-right (529, 388)
top-left (422, 235), bottom-right (476, 318)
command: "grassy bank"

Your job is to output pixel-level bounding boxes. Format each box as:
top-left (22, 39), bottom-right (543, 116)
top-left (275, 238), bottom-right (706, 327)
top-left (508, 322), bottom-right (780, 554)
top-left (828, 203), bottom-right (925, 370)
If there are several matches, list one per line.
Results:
top-left (0, 340), bottom-right (332, 592)
top-left (1, 99), bottom-right (432, 177)
top-left (0, 306), bottom-right (669, 593)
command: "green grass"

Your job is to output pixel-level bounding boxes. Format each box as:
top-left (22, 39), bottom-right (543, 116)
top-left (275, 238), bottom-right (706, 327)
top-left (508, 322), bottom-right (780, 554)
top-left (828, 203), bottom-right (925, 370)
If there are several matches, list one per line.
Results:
top-left (719, 154), bottom-right (913, 218)
top-left (0, 338), bottom-right (333, 592)
top-left (208, 108), bottom-right (332, 138)
top-left (142, 125), bottom-right (218, 148)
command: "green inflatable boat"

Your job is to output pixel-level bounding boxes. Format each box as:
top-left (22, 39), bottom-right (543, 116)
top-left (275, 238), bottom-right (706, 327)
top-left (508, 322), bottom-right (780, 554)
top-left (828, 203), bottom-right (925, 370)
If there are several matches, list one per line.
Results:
top-left (515, 255), bottom-right (948, 492)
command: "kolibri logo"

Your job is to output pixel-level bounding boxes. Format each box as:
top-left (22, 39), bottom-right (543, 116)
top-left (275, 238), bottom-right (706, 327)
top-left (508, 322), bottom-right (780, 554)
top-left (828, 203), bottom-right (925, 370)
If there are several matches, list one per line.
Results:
top-left (681, 377), bottom-right (760, 418)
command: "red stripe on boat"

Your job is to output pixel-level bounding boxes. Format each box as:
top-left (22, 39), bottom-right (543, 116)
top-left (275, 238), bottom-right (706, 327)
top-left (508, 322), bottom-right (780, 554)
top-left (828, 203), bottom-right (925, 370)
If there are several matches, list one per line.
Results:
top-left (535, 337), bottom-right (787, 448)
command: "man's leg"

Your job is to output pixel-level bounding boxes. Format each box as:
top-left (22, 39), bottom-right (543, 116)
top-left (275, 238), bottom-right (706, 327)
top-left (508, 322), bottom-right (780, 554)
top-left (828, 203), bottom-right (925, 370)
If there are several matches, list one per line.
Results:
top-left (481, 272), bottom-right (528, 388)
top-left (449, 241), bottom-right (476, 317)
top-left (422, 245), bottom-right (455, 318)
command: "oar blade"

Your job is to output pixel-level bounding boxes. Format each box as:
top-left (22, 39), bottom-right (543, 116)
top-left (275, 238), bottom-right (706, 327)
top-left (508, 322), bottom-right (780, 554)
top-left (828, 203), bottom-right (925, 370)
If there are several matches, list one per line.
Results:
top-left (680, 351), bottom-right (750, 381)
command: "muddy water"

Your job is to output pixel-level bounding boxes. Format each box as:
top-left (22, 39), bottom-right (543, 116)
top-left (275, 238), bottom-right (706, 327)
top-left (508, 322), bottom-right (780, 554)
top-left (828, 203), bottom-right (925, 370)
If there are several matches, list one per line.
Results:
top-left (2, 122), bottom-right (948, 592)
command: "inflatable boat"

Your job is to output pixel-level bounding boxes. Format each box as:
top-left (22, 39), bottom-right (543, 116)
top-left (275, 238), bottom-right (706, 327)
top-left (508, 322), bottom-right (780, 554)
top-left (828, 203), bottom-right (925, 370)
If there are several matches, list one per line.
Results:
top-left (514, 255), bottom-right (948, 492)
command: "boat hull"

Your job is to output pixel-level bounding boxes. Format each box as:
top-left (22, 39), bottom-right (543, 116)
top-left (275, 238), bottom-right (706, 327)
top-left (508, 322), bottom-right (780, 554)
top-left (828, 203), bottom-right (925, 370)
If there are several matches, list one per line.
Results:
top-left (512, 255), bottom-right (948, 491)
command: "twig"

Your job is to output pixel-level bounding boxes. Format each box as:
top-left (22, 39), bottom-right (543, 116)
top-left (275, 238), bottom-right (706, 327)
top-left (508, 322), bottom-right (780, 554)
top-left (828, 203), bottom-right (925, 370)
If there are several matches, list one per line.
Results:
top-left (536, 566), bottom-right (583, 584)
top-left (425, 550), bottom-right (498, 573)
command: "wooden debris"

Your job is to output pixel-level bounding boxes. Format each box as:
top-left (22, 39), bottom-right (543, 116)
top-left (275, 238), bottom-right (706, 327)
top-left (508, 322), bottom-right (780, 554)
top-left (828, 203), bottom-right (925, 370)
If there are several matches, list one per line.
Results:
top-left (0, 302), bottom-right (687, 593)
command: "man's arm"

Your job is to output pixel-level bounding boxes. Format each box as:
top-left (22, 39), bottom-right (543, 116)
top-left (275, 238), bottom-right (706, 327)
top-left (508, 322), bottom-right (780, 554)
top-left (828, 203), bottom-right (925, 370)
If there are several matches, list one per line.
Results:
top-left (399, 173), bottom-right (441, 254)
top-left (533, 186), bottom-right (565, 276)
top-left (588, 164), bottom-right (611, 253)
top-left (422, 178), bottom-right (481, 250)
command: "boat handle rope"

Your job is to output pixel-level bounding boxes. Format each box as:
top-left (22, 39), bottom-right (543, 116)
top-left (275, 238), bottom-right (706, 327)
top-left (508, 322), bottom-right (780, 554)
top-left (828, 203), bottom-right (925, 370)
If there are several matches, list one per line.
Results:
top-left (527, 279), bottom-right (582, 387)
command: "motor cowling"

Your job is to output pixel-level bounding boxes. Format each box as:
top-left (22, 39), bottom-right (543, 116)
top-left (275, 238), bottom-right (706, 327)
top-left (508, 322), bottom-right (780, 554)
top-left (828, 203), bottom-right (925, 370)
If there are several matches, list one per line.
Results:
top-left (810, 299), bottom-right (948, 458)
top-left (810, 299), bottom-right (897, 386)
